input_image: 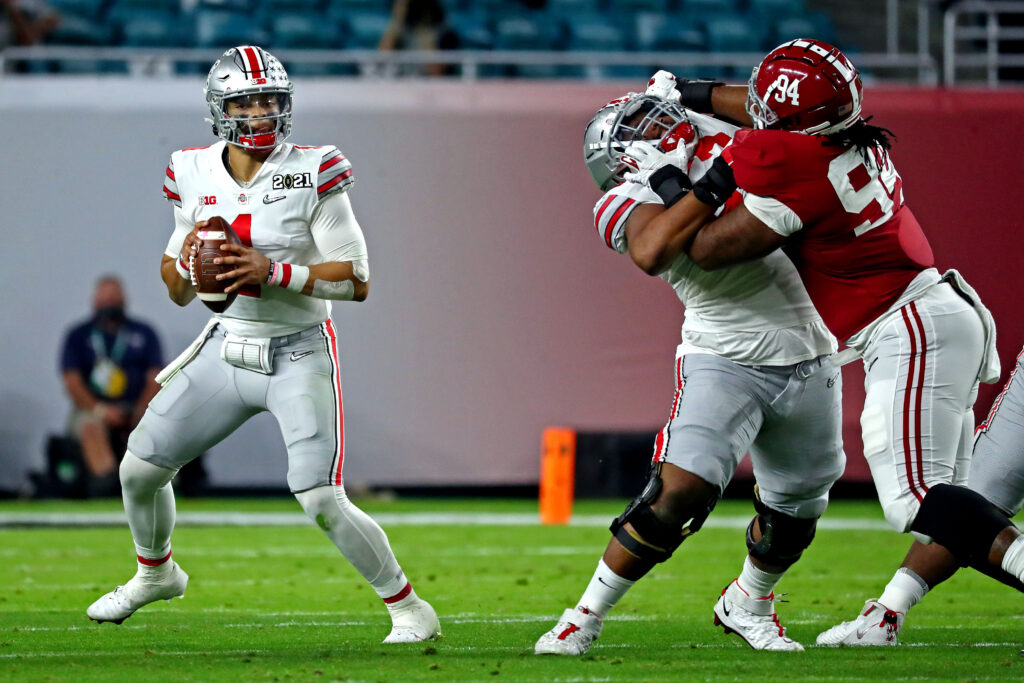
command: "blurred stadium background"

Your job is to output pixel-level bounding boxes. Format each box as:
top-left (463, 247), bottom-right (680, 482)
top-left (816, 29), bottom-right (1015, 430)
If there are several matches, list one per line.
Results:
top-left (3, 0), bottom-right (1024, 501)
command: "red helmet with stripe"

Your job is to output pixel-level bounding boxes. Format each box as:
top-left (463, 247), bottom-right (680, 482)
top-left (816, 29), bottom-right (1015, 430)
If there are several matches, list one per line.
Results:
top-left (746, 39), bottom-right (863, 135)
top-left (204, 45), bottom-right (294, 150)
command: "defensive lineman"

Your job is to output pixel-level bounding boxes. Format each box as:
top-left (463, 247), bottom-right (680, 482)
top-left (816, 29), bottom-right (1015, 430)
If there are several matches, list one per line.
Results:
top-left (632, 39), bottom-right (1024, 646)
top-left (86, 46), bottom-right (440, 643)
top-left (535, 92), bottom-right (845, 654)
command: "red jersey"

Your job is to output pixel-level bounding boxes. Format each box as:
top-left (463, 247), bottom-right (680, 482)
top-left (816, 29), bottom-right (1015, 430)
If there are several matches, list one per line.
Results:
top-left (728, 129), bottom-right (934, 341)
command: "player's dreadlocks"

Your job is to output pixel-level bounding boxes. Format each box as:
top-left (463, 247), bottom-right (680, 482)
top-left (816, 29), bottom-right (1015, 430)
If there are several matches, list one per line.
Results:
top-left (823, 116), bottom-right (897, 162)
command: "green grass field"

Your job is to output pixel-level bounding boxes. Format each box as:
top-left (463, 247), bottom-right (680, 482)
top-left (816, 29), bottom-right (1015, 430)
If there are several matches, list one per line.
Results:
top-left (0, 497), bottom-right (1020, 682)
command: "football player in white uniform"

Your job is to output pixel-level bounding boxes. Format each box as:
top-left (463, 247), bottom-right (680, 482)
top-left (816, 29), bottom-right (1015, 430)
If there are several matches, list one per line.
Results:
top-left (86, 46), bottom-right (440, 643)
top-left (534, 92), bottom-right (846, 654)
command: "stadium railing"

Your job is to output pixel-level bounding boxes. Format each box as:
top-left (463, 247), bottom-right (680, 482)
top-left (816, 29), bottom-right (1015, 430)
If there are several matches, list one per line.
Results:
top-left (0, 46), bottom-right (940, 83)
top-left (943, 0), bottom-right (1024, 84)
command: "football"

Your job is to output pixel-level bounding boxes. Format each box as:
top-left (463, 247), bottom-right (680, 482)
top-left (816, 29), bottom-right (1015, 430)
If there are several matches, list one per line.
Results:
top-left (191, 216), bottom-right (242, 313)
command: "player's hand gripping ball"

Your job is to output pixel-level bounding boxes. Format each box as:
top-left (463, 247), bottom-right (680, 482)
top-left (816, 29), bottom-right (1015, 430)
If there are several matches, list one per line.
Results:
top-left (191, 216), bottom-right (242, 313)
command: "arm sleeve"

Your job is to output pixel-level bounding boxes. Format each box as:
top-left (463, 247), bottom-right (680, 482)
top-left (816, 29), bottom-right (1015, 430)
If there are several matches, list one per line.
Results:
top-left (310, 190), bottom-right (368, 263)
top-left (162, 157), bottom-right (181, 208)
top-left (742, 193), bottom-right (804, 236)
top-left (163, 205), bottom-right (194, 259)
top-left (316, 147), bottom-right (355, 202)
top-left (593, 184), bottom-right (660, 254)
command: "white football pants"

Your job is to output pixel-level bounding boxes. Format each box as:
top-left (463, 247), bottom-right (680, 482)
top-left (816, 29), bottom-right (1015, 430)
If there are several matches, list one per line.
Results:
top-left (857, 282), bottom-right (985, 533)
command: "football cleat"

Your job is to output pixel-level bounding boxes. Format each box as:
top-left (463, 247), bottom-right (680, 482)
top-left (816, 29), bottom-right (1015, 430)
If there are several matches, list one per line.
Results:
top-left (713, 579), bottom-right (804, 651)
top-left (815, 599), bottom-right (904, 646)
top-left (86, 562), bottom-right (188, 624)
top-left (383, 598), bottom-right (441, 643)
top-left (534, 606), bottom-right (604, 655)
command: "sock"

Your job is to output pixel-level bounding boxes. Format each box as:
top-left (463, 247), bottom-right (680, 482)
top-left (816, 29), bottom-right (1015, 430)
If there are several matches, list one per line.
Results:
top-left (382, 581), bottom-right (420, 613)
top-left (136, 550), bottom-right (174, 581)
top-left (877, 567), bottom-right (928, 613)
top-left (736, 556), bottom-right (784, 599)
top-left (576, 559), bottom-right (635, 618)
top-left (1001, 535), bottom-right (1024, 581)
top-left (120, 452), bottom-right (178, 578)
top-left (295, 485), bottom-right (410, 603)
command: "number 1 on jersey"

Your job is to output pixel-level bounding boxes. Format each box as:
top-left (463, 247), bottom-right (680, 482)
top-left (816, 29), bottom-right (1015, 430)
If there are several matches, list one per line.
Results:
top-left (231, 214), bottom-right (261, 298)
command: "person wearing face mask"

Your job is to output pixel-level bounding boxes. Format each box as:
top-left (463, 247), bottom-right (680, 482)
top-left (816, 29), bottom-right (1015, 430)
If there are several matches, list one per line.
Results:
top-left (59, 275), bottom-right (164, 496)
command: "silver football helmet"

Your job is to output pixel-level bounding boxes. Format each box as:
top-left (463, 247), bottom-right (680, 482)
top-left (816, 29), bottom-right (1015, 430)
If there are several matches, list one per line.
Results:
top-left (584, 93), bottom-right (693, 191)
top-left (204, 45), bottom-right (293, 150)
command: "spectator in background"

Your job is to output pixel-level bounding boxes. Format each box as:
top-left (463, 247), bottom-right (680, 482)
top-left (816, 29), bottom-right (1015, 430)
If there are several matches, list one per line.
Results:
top-left (0, 0), bottom-right (59, 48)
top-left (60, 275), bottom-right (163, 496)
top-left (378, 0), bottom-right (456, 76)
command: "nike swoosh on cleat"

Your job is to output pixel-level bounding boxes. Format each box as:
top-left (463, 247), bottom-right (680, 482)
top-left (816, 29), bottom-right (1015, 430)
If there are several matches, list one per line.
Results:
top-left (290, 351), bottom-right (314, 362)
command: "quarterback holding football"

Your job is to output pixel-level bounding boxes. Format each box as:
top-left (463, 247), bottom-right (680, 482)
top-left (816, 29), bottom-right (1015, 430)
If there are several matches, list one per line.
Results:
top-left (86, 45), bottom-right (440, 643)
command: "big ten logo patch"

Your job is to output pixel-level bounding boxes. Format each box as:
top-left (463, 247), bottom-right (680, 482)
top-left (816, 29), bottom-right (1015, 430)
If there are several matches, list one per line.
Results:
top-left (272, 172), bottom-right (313, 190)
top-left (200, 195), bottom-right (218, 205)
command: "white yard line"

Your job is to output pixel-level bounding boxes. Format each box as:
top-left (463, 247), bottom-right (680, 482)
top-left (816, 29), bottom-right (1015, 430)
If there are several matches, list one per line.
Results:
top-left (0, 511), bottom-right (894, 531)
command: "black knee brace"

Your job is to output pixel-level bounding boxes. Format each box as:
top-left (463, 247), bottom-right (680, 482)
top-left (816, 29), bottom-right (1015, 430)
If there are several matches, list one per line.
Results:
top-left (745, 495), bottom-right (819, 569)
top-left (911, 483), bottom-right (1011, 567)
top-left (609, 463), bottom-right (715, 564)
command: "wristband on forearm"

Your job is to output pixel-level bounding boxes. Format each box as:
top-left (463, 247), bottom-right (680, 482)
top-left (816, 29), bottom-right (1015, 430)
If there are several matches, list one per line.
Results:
top-left (175, 254), bottom-right (190, 280)
top-left (649, 165), bottom-right (693, 209)
top-left (691, 156), bottom-right (737, 208)
top-left (677, 79), bottom-right (724, 114)
top-left (266, 259), bottom-right (310, 293)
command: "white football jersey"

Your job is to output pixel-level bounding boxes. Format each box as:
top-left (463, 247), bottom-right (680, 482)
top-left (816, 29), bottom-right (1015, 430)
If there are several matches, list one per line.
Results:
top-left (163, 140), bottom-right (355, 338)
top-left (592, 111), bottom-right (836, 366)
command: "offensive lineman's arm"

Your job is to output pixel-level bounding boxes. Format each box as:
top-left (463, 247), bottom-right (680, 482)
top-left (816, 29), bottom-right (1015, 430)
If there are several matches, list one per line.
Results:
top-left (624, 197), bottom-right (718, 275)
top-left (216, 190), bottom-right (369, 301)
top-left (686, 203), bottom-right (787, 270)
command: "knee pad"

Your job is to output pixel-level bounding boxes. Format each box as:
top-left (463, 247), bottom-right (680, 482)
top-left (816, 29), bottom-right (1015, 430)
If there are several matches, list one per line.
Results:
top-left (295, 485), bottom-right (346, 531)
top-left (745, 493), bottom-right (818, 569)
top-left (609, 463), bottom-right (716, 564)
top-left (911, 483), bottom-right (1011, 567)
top-left (119, 450), bottom-right (176, 494)
top-left (881, 498), bottom-right (918, 534)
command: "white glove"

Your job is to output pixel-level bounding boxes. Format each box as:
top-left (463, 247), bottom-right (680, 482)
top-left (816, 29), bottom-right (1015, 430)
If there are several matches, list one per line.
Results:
top-left (620, 122), bottom-right (699, 186)
top-left (645, 70), bottom-right (681, 103)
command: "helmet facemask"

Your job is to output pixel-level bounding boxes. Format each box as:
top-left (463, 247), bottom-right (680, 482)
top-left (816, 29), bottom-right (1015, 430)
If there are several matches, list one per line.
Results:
top-left (584, 94), bottom-right (693, 191)
top-left (216, 90), bottom-right (293, 150)
top-left (610, 95), bottom-right (690, 147)
top-left (745, 65), bottom-right (778, 131)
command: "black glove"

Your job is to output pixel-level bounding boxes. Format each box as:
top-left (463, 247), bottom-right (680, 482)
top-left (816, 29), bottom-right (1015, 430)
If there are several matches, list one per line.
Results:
top-left (649, 165), bottom-right (693, 209)
top-left (677, 79), bottom-right (725, 114)
top-left (692, 156), bottom-right (736, 208)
